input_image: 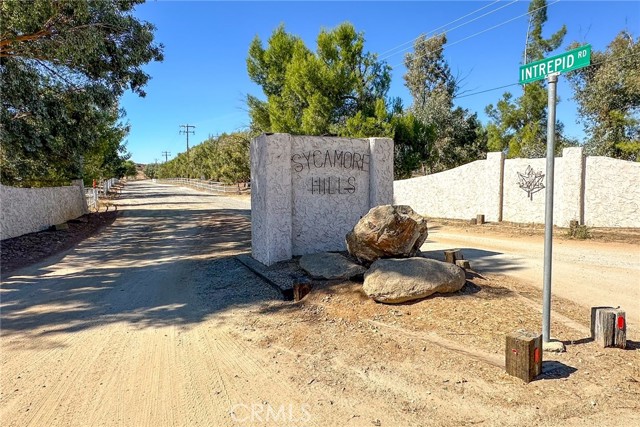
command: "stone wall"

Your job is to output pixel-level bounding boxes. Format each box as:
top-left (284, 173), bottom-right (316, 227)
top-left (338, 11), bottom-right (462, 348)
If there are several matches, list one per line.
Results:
top-left (1, 182), bottom-right (87, 240)
top-left (394, 147), bottom-right (640, 228)
top-left (251, 134), bottom-right (394, 266)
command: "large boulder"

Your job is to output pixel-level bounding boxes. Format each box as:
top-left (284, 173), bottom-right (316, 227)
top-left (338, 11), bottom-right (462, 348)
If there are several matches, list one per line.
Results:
top-left (346, 205), bottom-right (428, 265)
top-left (299, 252), bottom-right (367, 280)
top-left (363, 257), bottom-right (466, 304)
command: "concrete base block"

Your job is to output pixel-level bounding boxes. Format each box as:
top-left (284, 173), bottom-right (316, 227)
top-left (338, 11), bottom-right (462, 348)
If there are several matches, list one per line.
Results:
top-left (543, 339), bottom-right (566, 353)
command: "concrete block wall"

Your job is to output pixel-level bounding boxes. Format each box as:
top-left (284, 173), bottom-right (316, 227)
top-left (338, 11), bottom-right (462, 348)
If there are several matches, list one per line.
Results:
top-left (502, 157), bottom-right (558, 224)
top-left (584, 156), bottom-right (640, 227)
top-left (394, 152), bottom-right (504, 223)
top-left (251, 134), bottom-right (394, 266)
top-left (394, 147), bottom-right (640, 228)
top-left (1, 182), bottom-right (87, 240)
top-left (503, 148), bottom-right (586, 225)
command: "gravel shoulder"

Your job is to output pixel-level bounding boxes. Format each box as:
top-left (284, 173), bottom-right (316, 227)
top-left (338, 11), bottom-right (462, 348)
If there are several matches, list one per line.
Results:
top-left (1, 181), bottom-right (638, 426)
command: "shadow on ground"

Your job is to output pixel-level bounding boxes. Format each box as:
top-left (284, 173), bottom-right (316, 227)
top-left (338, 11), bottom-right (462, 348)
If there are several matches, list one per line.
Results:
top-left (420, 247), bottom-right (526, 275)
top-left (0, 198), bottom-right (282, 342)
top-left (564, 336), bottom-right (640, 351)
top-left (537, 361), bottom-right (578, 380)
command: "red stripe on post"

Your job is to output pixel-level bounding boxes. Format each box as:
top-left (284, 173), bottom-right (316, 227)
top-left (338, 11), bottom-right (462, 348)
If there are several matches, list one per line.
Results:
top-left (534, 347), bottom-right (540, 363)
top-left (618, 316), bottom-right (625, 329)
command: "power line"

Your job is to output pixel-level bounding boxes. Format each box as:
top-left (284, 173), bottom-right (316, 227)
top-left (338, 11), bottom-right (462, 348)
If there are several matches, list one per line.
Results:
top-left (380, 0), bottom-right (518, 61)
top-left (454, 83), bottom-right (520, 99)
top-left (393, 0), bottom-right (561, 68)
top-left (161, 151), bottom-right (171, 162)
top-left (379, 0), bottom-right (502, 59)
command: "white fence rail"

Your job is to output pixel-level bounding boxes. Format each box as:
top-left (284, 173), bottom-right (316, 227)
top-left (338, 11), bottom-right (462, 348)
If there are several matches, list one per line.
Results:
top-left (84, 178), bottom-right (120, 211)
top-left (157, 178), bottom-right (250, 194)
top-left (102, 178), bottom-right (119, 196)
top-left (85, 188), bottom-right (99, 211)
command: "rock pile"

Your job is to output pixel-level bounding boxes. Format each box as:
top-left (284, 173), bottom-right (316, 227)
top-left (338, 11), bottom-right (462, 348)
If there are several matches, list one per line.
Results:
top-left (296, 205), bottom-right (467, 304)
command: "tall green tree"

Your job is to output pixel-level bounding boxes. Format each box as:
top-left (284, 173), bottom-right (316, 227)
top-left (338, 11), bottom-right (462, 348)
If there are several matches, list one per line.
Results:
top-left (158, 132), bottom-right (252, 185)
top-left (0, 0), bottom-right (163, 184)
top-left (391, 111), bottom-right (436, 179)
top-left (485, 0), bottom-right (568, 158)
top-left (79, 109), bottom-right (132, 183)
top-left (215, 133), bottom-right (251, 184)
top-left (403, 34), bottom-right (487, 174)
top-left (246, 22), bottom-right (391, 136)
top-left (120, 160), bottom-right (137, 179)
top-left (567, 32), bottom-right (640, 160)
top-left (144, 162), bottom-right (159, 179)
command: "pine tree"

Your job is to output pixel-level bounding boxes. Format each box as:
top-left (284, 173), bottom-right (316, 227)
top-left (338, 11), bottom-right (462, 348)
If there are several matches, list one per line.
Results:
top-left (485, 0), bottom-right (568, 158)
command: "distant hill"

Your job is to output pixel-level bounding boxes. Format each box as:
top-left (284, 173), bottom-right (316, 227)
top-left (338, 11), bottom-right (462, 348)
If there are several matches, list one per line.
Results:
top-left (135, 163), bottom-right (146, 180)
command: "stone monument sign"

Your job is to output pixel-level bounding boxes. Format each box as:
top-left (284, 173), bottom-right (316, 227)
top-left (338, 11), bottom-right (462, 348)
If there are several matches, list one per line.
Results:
top-left (251, 134), bottom-right (394, 266)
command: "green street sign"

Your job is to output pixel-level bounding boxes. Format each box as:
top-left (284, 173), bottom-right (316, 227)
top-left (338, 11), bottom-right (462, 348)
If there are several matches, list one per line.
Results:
top-left (519, 44), bottom-right (591, 84)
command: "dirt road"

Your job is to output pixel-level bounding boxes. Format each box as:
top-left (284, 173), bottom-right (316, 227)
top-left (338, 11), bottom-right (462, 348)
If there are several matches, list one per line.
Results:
top-left (422, 224), bottom-right (640, 329)
top-left (2, 181), bottom-right (638, 426)
top-left (0, 182), bottom-right (367, 426)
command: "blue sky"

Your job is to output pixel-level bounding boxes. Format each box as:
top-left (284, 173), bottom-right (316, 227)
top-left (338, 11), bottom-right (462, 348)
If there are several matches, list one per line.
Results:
top-left (120, 1), bottom-right (640, 164)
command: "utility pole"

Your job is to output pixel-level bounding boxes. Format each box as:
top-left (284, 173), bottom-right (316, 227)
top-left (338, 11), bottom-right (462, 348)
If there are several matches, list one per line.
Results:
top-left (179, 124), bottom-right (195, 178)
top-left (161, 151), bottom-right (171, 163)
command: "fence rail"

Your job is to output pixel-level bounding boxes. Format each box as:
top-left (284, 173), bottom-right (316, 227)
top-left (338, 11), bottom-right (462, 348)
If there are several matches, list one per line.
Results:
top-left (84, 178), bottom-right (120, 211)
top-left (85, 188), bottom-right (99, 211)
top-left (102, 178), bottom-right (119, 196)
top-left (156, 178), bottom-right (250, 195)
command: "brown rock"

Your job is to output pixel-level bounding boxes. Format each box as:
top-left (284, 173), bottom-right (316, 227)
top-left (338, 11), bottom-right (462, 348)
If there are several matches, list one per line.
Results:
top-left (345, 205), bottom-right (428, 265)
top-left (363, 257), bottom-right (466, 304)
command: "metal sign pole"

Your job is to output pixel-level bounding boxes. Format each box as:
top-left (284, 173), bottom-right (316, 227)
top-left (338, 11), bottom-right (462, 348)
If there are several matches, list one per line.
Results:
top-left (542, 72), bottom-right (559, 343)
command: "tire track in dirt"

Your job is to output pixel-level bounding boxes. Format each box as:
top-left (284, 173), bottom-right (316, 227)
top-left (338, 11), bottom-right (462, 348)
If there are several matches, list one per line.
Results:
top-left (8, 328), bottom-right (117, 427)
top-left (368, 319), bottom-right (505, 368)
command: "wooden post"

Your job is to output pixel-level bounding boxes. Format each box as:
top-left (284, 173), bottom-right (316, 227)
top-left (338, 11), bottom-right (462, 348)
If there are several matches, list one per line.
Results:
top-left (505, 330), bottom-right (542, 383)
top-left (293, 282), bottom-right (312, 302)
top-left (476, 214), bottom-right (485, 225)
top-left (444, 250), bottom-right (462, 264)
top-left (590, 306), bottom-right (610, 338)
top-left (469, 218), bottom-right (477, 225)
top-left (591, 307), bottom-right (626, 348)
top-left (455, 259), bottom-right (471, 269)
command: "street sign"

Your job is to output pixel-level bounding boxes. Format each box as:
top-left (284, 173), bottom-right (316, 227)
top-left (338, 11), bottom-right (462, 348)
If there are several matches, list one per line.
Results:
top-left (519, 44), bottom-right (591, 84)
